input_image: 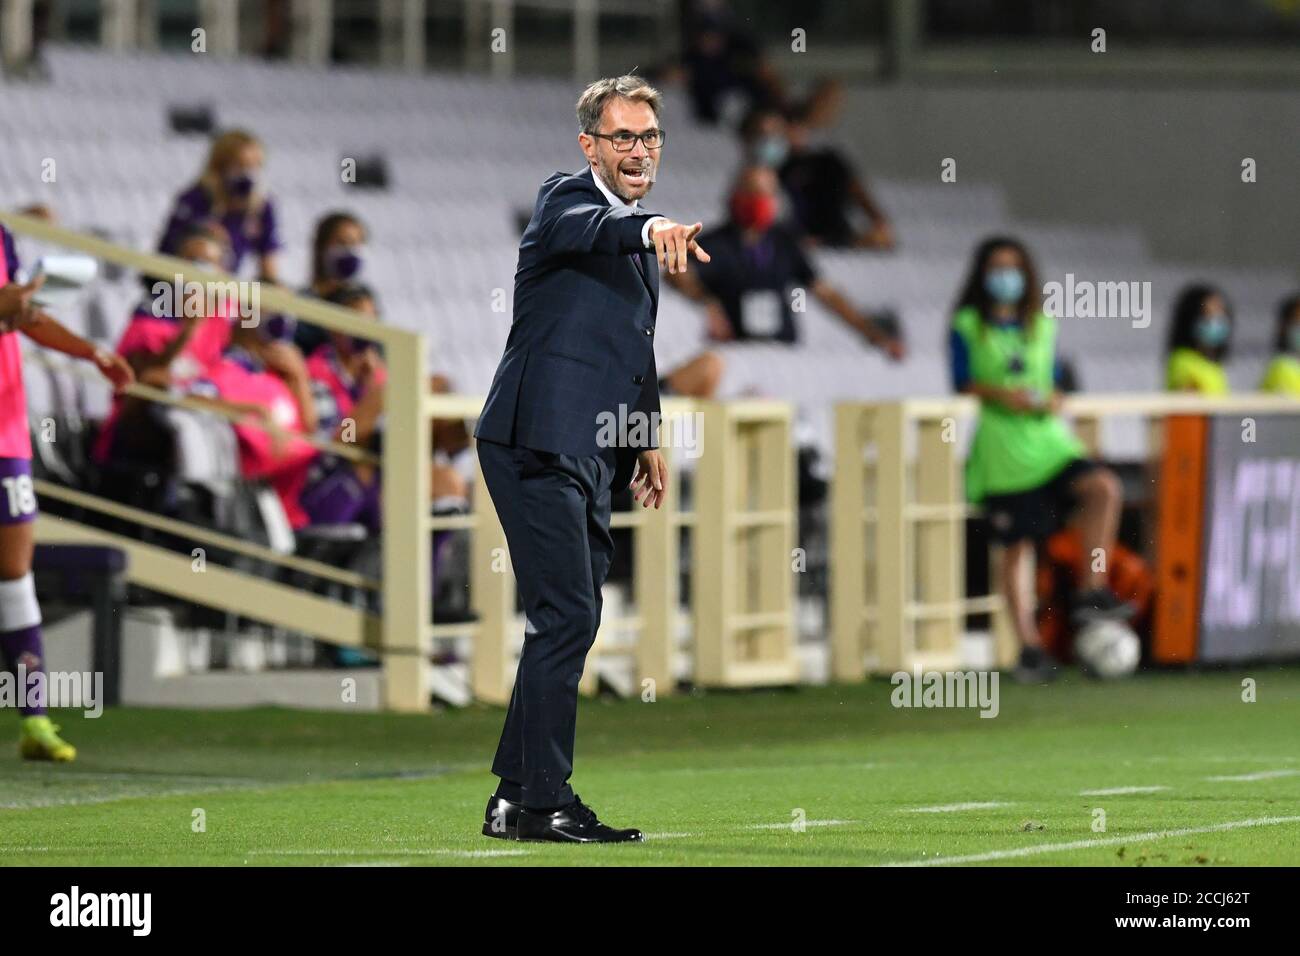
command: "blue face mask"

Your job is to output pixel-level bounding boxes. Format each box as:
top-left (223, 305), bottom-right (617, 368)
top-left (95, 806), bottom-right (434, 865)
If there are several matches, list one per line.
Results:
top-left (984, 267), bottom-right (1025, 305)
top-left (752, 136), bottom-right (789, 167)
top-left (1196, 313), bottom-right (1231, 349)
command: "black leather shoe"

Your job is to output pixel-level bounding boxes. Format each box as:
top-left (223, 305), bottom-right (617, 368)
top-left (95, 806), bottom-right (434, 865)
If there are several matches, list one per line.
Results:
top-left (482, 793), bottom-right (522, 840)
top-left (516, 796), bottom-right (644, 844)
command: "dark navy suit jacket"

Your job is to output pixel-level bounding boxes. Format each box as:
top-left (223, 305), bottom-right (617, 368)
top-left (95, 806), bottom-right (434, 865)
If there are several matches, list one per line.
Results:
top-left (475, 166), bottom-right (662, 488)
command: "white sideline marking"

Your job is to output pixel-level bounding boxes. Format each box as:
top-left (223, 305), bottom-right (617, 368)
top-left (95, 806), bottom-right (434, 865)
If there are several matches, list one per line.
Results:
top-left (748, 819), bottom-right (857, 830)
top-left (1206, 769), bottom-right (1300, 782)
top-left (648, 819), bottom-right (858, 840)
top-left (883, 815), bottom-right (1300, 866)
top-left (0, 784), bottom-right (266, 811)
top-left (334, 862), bottom-right (410, 867)
top-left (1078, 786), bottom-right (1170, 796)
top-left (904, 802), bottom-right (1012, 813)
top-left (248, 848), bottom-right (530, 858)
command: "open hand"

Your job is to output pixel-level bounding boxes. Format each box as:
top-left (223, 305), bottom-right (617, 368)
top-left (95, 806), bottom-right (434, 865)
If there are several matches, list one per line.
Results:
top-left (93, 348), bottom-right (136, 392)
top-left (630, 449), bottom-right (669, 510)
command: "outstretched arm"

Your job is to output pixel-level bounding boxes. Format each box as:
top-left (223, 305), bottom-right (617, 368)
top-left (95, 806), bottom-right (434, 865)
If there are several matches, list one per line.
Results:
top-left (812, 279), bottom-right (903, 359)
top-left (539, 179), bottom-right (662, 257)
top-left (21, 310), bottom-right (134, 391)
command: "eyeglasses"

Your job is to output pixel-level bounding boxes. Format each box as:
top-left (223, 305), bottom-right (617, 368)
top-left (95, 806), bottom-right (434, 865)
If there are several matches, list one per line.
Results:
top-left (589, 129), bottom-right (666, 151)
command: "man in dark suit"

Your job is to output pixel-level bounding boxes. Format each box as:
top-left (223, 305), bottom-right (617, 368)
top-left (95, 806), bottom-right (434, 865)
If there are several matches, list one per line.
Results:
top-left (474, 76), bottom-right (710, 843)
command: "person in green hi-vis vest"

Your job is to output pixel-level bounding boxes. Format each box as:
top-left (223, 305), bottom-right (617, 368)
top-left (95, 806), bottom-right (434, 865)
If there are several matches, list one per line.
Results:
top-left (950, 237), bottom-right (1134, 683)
top-left (1165, 284), bottom-right (1234, 395)
top-left (1261, 294), bottom-right (1300, 397)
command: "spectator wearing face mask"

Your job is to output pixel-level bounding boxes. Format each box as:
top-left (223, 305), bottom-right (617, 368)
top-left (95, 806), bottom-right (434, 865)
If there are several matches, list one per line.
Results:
top-left (777, 105), bottom-right (894, 251)
top-left (294, 211), bottom-right (368, 357)
top-left (301, 284), bottom-right (470, 531)
top-left (1165, 285), bottom-right (1233, 395)
top-left (739, 107), bottom-right (791, 169)
top-left (951, 237), bottom-right (1131, 684)
top-left (1260, 294), bottom-right (1300, 397)
top-left (158, 130), bottom-right (281, 281)
top-left (666, 165), bottom-right (903, 356)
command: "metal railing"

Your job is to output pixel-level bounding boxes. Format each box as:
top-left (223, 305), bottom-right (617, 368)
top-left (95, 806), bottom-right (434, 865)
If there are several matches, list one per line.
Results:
top-left (3, 210), bottom-right (433, 710)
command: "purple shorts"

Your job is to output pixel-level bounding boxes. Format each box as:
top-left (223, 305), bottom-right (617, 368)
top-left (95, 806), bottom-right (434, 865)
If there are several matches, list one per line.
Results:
top-left (0, 457), bottom-right (36, 525)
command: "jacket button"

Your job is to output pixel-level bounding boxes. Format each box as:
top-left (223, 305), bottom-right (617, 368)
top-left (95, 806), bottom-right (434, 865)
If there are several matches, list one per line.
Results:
top-left (644, 327), bottom-right (654, 336)
top-left (632, 374), bottom-right (645, 385)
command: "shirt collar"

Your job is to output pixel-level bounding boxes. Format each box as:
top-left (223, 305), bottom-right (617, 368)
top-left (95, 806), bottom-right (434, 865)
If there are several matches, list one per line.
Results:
top-left (588, 165), bottom-right (638, 209)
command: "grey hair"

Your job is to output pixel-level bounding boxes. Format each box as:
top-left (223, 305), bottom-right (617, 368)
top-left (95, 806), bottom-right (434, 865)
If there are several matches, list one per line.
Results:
top-left (576, 75), bottom-right (662, 134)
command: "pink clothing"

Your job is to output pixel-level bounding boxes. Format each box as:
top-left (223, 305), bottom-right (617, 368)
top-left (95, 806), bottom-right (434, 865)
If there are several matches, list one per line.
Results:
top-left (305, 344), bottom-right (387, 436)
top-left (197, 355), bottom-right (318, 528)
top-left (93, 310), bottom-right (233, 464)
top-left (0, 245), bottom-right (32, 459)
top-left (116, 312), bottom-right (231, 383)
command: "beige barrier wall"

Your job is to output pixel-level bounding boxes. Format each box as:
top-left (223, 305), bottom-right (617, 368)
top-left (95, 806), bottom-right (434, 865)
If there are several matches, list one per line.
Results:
top-left (830, 393), bottom-right (1300, 680)
top-left (463, 397), bottom-right (799, 703)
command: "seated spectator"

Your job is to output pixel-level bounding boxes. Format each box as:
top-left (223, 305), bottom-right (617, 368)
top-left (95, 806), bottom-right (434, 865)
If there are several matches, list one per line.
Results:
top-left (1260, 294), bottom-right (1300, 396)
top-left (301, 284), bottom-right (469, 531)
top-left (680, 3), bottom-right (781, 125)
top-left (187, 316), bottom-right (318, 528)
top-left (738, 106), bottom-right (792, 170)
top-left (778, 104), bottom-right (895, 251)
top-left (951, 236), bottom-right (1130, 683)
top-left (1165, 284), bottom-right (1233, 394)
top-left (93, 226), bottom-right (235, 477)
top-left (665, 165), bottom-right (903, 357)
top-left (158, 129), bottom-right (281, 281)
top-left (676, 1), bottom-right (841, 128)
top-left (295, 211), bottom-right (368, 356)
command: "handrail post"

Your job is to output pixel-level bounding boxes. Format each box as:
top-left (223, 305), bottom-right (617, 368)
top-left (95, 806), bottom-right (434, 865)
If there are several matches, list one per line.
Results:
top-left (874, 402), bottom-right (909, 674)
top-left (830, 403), bottom-right (869, 681)
top-left (915, 412), bottom-right (962, 668)
top-left (635, 402), bottom-right (683, 698)
top-left (381, 334), bottom-right (430, 711)
top-left (470, 454), bottom-right (513, 705)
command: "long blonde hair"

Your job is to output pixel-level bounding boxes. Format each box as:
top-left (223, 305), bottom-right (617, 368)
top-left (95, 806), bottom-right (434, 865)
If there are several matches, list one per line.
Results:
top-left (197, 129), bottom-right (265, 217)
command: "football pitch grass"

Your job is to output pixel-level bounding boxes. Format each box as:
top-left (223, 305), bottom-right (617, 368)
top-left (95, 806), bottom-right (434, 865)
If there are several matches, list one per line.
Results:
top-left (2, 669), bottom-right (1297, 867)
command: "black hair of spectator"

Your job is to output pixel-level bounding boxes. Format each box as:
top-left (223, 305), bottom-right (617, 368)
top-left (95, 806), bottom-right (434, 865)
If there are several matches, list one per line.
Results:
top-left (1275, 293), bottom-right (1300, 354)
top-left (311, 210), bottom-right (367, 284)
top-left (738, 105), bottom-right (782, 142)
top-left (1167, 283), bottom-right (1233, 361)
top-left (954, 235), bottom-right (1042, 329)
top-left (325, 281), bottom-right (376, 310)
top-left (783, 100), bottom-right (814, 125)
top-left (173, 222), bottom-right (229, 257)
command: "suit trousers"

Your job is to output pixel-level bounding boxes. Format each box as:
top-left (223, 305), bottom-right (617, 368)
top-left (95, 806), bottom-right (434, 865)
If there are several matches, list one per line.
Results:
top-left (476, 436), bottom-right (621, 809)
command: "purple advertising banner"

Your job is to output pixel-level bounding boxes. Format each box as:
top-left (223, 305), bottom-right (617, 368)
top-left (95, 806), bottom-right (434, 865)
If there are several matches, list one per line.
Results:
top-left (1199, 414), bottom-right (1300, 662)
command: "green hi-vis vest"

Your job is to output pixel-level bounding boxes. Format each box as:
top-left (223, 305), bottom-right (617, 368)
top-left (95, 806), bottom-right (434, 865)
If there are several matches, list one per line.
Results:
top-left (1166, 347), bottom-right (1229, 395)
top-left (1261, 354), bottom-right (1300, 397)
top-left (953, 306), bottom-right (1085, 503)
